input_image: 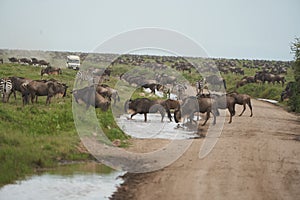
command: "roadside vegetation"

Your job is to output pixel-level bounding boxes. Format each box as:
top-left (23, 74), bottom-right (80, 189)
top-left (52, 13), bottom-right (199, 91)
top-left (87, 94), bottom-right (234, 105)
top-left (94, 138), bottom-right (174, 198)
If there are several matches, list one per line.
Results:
top-left (288, 38), bottom-right (300, 112)
top-left (0, 63), bottom-right (126, 186)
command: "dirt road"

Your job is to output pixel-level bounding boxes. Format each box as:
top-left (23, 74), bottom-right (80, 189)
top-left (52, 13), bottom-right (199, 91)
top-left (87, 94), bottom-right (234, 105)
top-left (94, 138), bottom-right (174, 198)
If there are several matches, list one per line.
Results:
top-left (111, 99), bottom-right (300, 200)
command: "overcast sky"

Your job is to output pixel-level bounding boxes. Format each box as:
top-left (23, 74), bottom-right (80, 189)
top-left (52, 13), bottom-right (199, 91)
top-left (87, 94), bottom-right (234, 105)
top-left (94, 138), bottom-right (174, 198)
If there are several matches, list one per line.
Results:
top-left (0, 0), bottom-right (299, 60)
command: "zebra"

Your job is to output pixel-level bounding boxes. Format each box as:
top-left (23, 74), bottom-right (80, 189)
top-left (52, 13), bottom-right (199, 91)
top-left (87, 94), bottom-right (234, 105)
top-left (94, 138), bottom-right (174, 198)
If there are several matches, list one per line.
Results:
top-left (75, 70), bottom-right (94, 86)
top-left (0, 78), bottom-right (13, 102)
top-left (196, 79), bottom-right (206, 95)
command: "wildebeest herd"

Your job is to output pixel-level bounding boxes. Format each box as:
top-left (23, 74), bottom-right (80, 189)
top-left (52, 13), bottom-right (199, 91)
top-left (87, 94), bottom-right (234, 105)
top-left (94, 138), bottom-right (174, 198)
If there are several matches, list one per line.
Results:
top-left (123, 91), bottom-right (253, 128)
top-left (8, 57), bottom-right (50, 66)
top-left (0, 76), bottom-right (68, 105)
top-left (0, 57), bottom-right (68, 105)
top-left (0, 53), bottom-right (293, 135)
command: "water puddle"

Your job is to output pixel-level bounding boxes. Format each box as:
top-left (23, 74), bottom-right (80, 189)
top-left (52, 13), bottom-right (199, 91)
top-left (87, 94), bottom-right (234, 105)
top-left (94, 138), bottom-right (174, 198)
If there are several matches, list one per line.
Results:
top-left (257, 98), bottom-right (278, 104)
top-left (117, 113), bottom-right (200, 139)
top-left (0, 162), bottom-right (125, 200)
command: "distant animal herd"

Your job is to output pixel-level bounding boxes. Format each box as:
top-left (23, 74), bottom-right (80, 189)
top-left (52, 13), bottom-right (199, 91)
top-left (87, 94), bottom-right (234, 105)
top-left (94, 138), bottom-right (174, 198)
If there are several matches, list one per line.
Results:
top-left (0, 54), bottom-right (294, 129)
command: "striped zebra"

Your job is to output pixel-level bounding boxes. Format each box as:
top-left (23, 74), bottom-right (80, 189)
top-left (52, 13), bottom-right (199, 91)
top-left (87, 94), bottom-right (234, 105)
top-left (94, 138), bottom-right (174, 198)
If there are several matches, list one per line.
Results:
top-left (0, 77), bottom-right (13, 102)
top-left (196, 79), bottom-right (206, 95)
top-left (75, 70), bottom-right (94, 86)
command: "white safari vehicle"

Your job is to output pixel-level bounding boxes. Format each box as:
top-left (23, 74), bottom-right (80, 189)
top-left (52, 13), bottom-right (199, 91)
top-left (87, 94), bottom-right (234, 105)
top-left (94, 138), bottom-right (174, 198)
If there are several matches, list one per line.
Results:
top-left (66, 55), bottom-right (80, 70)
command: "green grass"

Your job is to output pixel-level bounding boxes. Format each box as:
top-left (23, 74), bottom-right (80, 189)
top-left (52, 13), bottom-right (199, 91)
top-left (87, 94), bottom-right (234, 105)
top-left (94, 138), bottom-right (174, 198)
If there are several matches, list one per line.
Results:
top-left (0, 63), bottom-right (128, 187)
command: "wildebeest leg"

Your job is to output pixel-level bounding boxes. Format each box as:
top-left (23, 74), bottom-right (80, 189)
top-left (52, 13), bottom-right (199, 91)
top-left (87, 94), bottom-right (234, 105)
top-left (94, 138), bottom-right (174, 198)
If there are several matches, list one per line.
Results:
top-left (31, 94), bottom-right (35, 104)
top-left (22, 92), bottom-right (29, 105)
top-left (201, 111), bottom-right (210, 126)
top-left (7, 90), bottom-right (16, 102)
top-left (46, 95), bottom-right (52, 105)
top-left (228, 109), bottom-right (233, 124)
top-left (166, 108), bottom-right (172, 122)
top-left (144, 113), bottom-right (147, 122)
top-left (248, 101), bottom-right (253, 117)
top-left (239, 104), bottom-right (247, 116)
top-left (227, 103), bottom-right (235, 123)
top-left (130, 112), bottom-right (137, 120)
top-left (211, 111), bottom-right (216, 125)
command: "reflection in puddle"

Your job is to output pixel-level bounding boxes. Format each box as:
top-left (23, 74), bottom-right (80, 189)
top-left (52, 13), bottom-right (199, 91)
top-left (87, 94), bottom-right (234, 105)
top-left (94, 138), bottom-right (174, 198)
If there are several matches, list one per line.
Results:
top-left (117, 113), bottom-right (200, 139)
top-left (0, 163), bottom-right (125, 200)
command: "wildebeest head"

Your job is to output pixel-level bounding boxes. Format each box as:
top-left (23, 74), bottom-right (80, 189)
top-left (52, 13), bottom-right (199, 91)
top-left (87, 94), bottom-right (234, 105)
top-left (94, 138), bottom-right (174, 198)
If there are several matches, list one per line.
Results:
top-left (72, 85), bottom-right (111, 111)
top-left (51, 81), bottom-right (68, 98)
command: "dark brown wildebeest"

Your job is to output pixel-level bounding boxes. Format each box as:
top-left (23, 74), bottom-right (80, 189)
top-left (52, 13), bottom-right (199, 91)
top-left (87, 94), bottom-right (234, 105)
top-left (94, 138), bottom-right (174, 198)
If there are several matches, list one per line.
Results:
top-left (228, 92), bottom-right (253, 117)
top-left (141, 83), bottom-right (165, 94)
top-left (163, 99), bottom-right (180, 111)
top-left (96, 84), bottom-right (120, 106)
top-left (72, 85), bottom-right (110, 111)
top-left (0, 58), bottom-right (3, 64)
top-left (242, 76), bottom-right (256, 83)
top-left (31, 58), bottom-right (39, 66)
top-left (236, 79), bottom-right (248, 88)
top-left (255, 72), bottom-right (285, 86)
top-left (272, 75), bottom-right (285, 86)
top-left (174, 96), bottom-right (216, 126)
top-left (8, 76), bottom-right (32, 105)
top-left (19, 58), bottom-right (32, 65)
top-left (176, 65), bottom-right (191, 73)
top-left (124, 98), bottom-right (172, 122)
top-left (8, 57), bottom-right (19, 63)
top-left (41, 66), bottom-right (62, 76)
top-left (212, 94), bottom-right (236, 124)
top-left (229, 67), bottom-right (244, 75)
top-left (27, 80), bottom-right (67, 105)
top-left (38, 60), bottom-right (50, 67)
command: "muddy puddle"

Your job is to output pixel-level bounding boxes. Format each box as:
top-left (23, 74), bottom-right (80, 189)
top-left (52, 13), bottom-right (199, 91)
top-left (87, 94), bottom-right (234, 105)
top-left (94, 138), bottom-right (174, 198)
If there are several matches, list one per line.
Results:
top-left (0, 162), bottom-right (125, 200)
top-left (116, 113), bottom-right (200, 139)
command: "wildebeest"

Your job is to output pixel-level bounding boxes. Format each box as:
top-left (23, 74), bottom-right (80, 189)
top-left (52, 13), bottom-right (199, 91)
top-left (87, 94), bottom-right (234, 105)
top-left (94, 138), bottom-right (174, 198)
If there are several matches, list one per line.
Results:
top-left (242, 76), bottom-right (256, 83)
top-left (254, 72), bottom-right (285, 86)
top-left (229, 67), bottom-right (244, 75)
top-left (31, 58), bottom-right (39, 66)
top-left (228, 92), bottom-right (253, 117)
top-left (8, 57), bottom-right (19, 63)
top-left (38, 60), bottom-right (50, 67)
top-left (96, 84), bottom-right (120, 105)
top-left (174, 96), bottom-right (216, 126)
top-left (72, 85), bottom-right (110, 111)
top-left (124, 98), bottom-right (172, 122)
top-left (0, 58), bottom-right (3, 64)
top-left (27, 80), bottom-right (67, 105)
top-left (141, 83), bottom-right (165, 94)
top-left (212, 94), bottom-right (236, 124)
top-left (41, 66), bottom-right (62, 76)
top-left (8, 76), bottom-right (32, 105)
top-left (163, 99), bottom-right (180, 111)
top-left (19, 58), bottom-right (32, 65)
top-left (236, 79), bottom-right (248, 88)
